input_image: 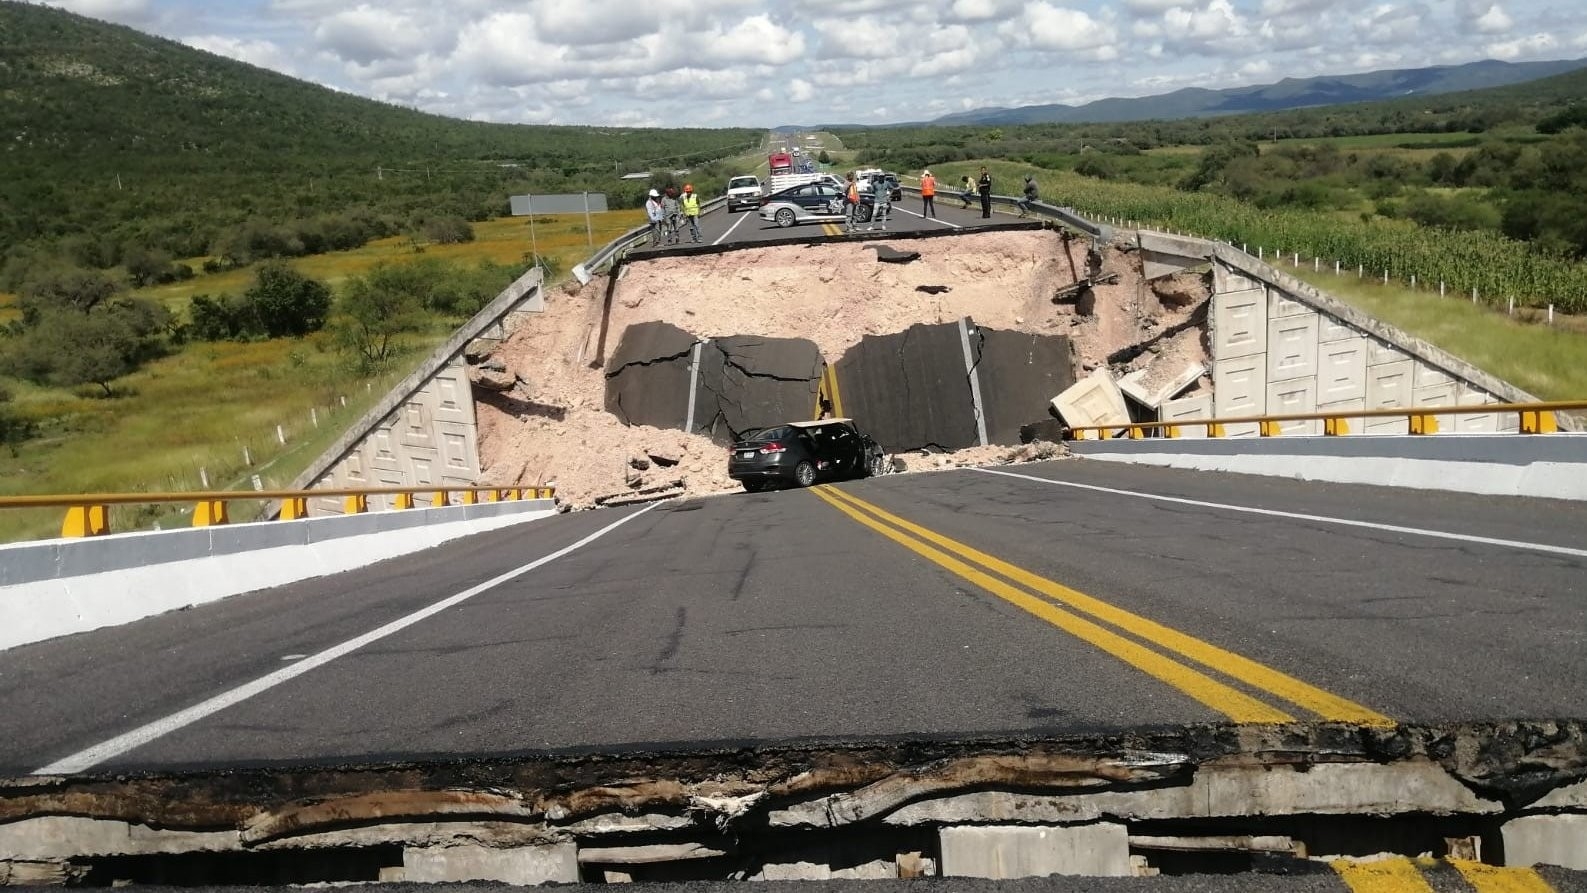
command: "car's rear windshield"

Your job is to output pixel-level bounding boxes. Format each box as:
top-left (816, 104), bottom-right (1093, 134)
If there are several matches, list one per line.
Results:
top-left (729, 177), bottom-right (759, 189)
top-left (747, 426), bottom-right (794, 442)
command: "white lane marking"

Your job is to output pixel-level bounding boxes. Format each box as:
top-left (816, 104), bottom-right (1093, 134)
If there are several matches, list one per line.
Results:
top-left (712, 209), bottom-right (754, 246)
top-left (279, 654), bottom-right (307, 662)
top-left (891, 206), bottom-right (962, 230)
top-left (34, 503), bottom-right (664, 775)
top-left (972, 467), bottom-right (1587, 560)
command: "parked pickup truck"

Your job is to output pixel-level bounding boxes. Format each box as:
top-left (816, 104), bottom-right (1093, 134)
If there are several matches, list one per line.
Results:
top-left (767, 172), bottom-right (842, 193)
top-left (726, 175), bottom-right (763, 212)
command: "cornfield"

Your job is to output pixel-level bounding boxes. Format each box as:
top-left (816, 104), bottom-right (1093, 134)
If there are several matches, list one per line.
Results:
top-left (1042, 174), bottom-right (1587, 315)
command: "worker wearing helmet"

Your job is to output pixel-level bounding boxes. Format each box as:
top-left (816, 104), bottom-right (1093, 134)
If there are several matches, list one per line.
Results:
top-left (680, 183), bottom-right (702, 243)
top-left (644, 188), bottom-right (665, 246)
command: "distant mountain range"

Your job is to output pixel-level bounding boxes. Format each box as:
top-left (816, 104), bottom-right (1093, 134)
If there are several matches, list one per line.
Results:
top-left (928, 58), bottom-right (1587, 126)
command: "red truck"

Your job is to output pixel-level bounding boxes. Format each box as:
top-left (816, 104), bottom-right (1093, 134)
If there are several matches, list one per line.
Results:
top-left (768, 151), bottom-right (793, 174)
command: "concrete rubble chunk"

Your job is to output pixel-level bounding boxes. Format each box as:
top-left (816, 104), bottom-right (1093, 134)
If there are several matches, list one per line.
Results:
top-left (0, 816), bottom-right (239, 860)
top-left (402, 842), bottom-right (578, 884)
top-left (939, 823), bottom-right (1131, 878)
top-left (1050, 368), bottom-right (1130, 436)
top-left (463, 338), bottom-right (499, 363)
top-left (1531, 777), bottom-right (1587, 809)
top-left (578, 842), bottom-right (728, 864)
top-left (871, 245), bottom-right (920, 263)
top-left (1119, 362), bottom-right (1205, 410)
top-left (1502, 814), bottom-right (1587, 869)
top-left (470, 366), bottom-right (517, 391)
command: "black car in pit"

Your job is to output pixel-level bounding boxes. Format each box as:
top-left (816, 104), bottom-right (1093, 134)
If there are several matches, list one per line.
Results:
top-left (727, 419), bottom-right (888, 491)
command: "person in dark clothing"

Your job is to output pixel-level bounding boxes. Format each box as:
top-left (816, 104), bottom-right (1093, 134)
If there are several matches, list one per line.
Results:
top-left (1018, 175), bottom-right (1039, 216)
top-left (977, 166), bottom-right (993, 218)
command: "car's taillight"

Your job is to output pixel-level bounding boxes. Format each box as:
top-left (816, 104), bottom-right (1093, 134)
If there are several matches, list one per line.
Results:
top-left (758, 443), bottom-right (785, 454)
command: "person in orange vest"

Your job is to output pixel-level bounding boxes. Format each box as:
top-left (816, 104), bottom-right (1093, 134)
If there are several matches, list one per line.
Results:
top-left (844, 172), bottom-right (861, 232)
top-left (919, 169), bottom-right (937, 219)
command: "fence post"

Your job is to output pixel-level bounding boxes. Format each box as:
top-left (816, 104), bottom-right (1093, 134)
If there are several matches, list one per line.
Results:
top-left (276, 424), bottom-right (286, 445)
top-left (1549, 304), bottom-right (1555, 325)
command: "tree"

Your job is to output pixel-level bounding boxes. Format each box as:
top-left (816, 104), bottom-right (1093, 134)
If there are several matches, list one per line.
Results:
top-left (123, 244), bottom-right (175, 288)
top-left (334, 268), bottom-right (426, 370)
top-left (3, 299), bottom-right (171, 396)
top-left (240, 262), bottom-right (331, 338)
top-left (817, 150), bottom-right (831, 164)
top-left (420, 216), bottom-right (475, 244)
top-left (17, 268), bottom-right (120, 322)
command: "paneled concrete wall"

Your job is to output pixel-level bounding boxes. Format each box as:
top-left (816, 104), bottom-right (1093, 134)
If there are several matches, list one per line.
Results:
top-left (1140, 232), bottom-right (1547, 436)
top-left (290, 269), bottom-right (547, 515)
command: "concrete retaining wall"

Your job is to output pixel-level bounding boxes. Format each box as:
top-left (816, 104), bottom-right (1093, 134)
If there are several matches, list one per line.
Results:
top-left (1138, 232), bottom-right (1561, 437)
top-left (0, 500), bottom-right (556, 652)
top-left (1070, 435), bottom-right (1587, 500)
top-left (288, 268), bottom-right (548, 517)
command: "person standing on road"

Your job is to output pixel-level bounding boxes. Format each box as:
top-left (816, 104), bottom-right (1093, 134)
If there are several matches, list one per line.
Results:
top-left (681, 184), bottom-right (702, 243)
top-left (1018, 175), bottom-right (1039, 217)
top-left (977, 166), bottom-right (993, 219)
top-left (644, 189), bottom-right (665, 245)
top-left (920, 169), bottom-right (937, 218)
top-left (959, 175), bottom-right (974, 209)
top-left (662, 187), bottom-right (682, 245)
top-left (844, 172), bottom-right (861, 232)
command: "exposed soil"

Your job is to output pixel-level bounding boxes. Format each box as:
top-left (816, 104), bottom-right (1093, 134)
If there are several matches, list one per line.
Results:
top-left (474, 231), bottom-right (1208, 508)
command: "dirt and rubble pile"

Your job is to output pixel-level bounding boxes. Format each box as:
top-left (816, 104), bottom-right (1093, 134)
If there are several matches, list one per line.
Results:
top-left (473, 230), bottom-right (1203, 509)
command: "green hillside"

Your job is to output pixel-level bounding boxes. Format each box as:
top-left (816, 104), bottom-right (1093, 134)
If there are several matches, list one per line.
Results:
top-left (0, 1), bottom-right (756, 277)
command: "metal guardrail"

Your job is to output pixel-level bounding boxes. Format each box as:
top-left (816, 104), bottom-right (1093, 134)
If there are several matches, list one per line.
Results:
top-left (1067, 400), bottom-right (1587, 440)
top-left (578, 196), bottom-right (730, 276)
top-left (0, 485), bottom-right (556, 539)
top-left (898, 184), bottom-right (1109, 239)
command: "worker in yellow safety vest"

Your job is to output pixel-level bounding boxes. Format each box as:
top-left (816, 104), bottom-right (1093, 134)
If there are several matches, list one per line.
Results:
top-left (681, 184), bottom-right (702, 243)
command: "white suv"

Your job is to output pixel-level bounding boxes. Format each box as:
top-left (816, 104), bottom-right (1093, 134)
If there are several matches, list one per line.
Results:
top-left (726, 175), bottom-right (763, 212)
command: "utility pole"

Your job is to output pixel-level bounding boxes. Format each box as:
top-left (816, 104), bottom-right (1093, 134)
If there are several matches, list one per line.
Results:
top-left (115, 173), bottom-right (122, 191)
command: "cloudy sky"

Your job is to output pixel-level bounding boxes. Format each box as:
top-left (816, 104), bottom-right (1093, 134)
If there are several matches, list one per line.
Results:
top-left (35, 0), bottom-right (1587, 127)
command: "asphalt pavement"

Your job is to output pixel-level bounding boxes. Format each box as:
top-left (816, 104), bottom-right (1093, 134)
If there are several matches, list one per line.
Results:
top-left (631, 191), bottom-right (1005, 252)
top-left (2, 459), bottom-right (1583, 775)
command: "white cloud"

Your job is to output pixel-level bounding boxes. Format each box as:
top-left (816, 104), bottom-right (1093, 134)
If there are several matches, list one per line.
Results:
top-left (183, 34), bottom-right (300, 75)
top-left (39, 0), bottom-right (154, 25)
top-left (1120, 0), bottom-right (1181, 14)
top-left (312, 5), bottom-right (450, 65)
top-left (1486, 31), bottom-right (1556, 58)
top-left (999, 2), bottom-right (1118, 60)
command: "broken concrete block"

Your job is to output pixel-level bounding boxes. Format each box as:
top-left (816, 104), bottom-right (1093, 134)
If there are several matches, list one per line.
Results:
top-left (463, 338), bottom-right (499, 363)
top-left (470, 367), bottom-right (517, 391)
top-left (1119, 362), bottom-right (1205, 410)
top-left (402, 842), bottom-right (578, 884)
top-left (1502, 814), bottom-right (1587, 869)
top-left (871, 245), bottom-right (920, 263)
top-left (1020, 418), bottom-right (1066, 444)
top-left (939, 823), bottom-right (1131, 878)
top-left (646, 449), bottom-right (681, 468)
top-left (628, 456), bottom-right (651, 471)
top-left (1050, 369), bottom-right (1130, 437)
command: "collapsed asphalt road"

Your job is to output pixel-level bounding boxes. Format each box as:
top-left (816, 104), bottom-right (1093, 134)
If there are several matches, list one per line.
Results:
top-left (4, 460), bottom-right (1583, 774)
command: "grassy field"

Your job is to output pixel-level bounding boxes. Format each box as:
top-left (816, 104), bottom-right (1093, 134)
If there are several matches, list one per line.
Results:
top-left (0, 208), bottom-right (648, 543)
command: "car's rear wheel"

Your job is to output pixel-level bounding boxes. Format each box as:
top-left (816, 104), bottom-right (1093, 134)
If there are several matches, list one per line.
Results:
top-left (855, 205), bottom-right (873, 223)
top-left (866, 453), bottom-right (888, 478)
top-left (793, 461), bottom-right (816, 488)
top-left (775, 208), bottom-right (796, 228)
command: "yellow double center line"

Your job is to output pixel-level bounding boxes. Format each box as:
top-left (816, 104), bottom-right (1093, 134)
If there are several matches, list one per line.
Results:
top-left (812, 486), bottom-right (1392, 726)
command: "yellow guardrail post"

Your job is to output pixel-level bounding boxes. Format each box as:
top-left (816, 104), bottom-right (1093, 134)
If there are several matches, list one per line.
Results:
top-left (1409, 413), bottom-right (1439, 435)
top-left (432, 490), bottom-right (448, 507)
top-left (1127, 426), bottom-right (1143, 440)
top-left (343, 493), bottom-right (368, 514)
top-left (393, 492), bottom-right (415, 509)
top-left (1164, 424), bottom-right (1181, 439)
top-left (1259, 420), bottom-right (1282, 437)
top-left (62, 504), bottom-right (110, 538)
top-left (280, 497), bottom-right (309, 520)
top-left (1324, 417), bottom-right (1349, 436)
top-left (193, 499), bottom-right (229, 527)
top-left (1521, 409), bottom-right (1558, 434)
top-left (461, 490), bottom-right (478, 505)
